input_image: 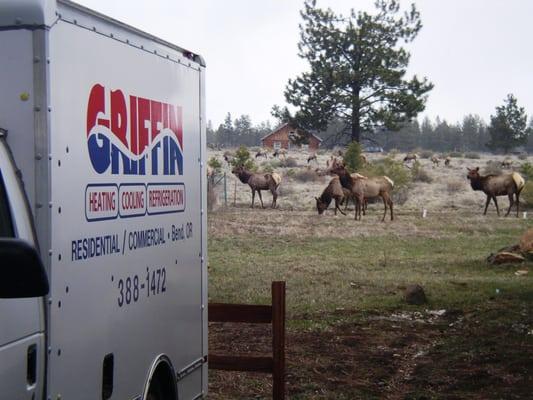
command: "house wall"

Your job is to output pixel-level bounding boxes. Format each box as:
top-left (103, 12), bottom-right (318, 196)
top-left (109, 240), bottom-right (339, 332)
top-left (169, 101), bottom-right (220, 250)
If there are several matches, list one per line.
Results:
top-left (262, 125), bottom-right (321, 151)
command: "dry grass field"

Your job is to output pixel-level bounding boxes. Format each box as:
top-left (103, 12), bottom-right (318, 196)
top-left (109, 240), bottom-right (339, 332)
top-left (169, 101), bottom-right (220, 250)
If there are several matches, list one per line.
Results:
top-left (207, 148), bottom-right (533, 399)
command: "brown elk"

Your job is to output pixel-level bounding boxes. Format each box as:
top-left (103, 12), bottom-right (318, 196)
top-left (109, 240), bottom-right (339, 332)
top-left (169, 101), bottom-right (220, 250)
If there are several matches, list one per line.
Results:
top-left (307, 153), bottom-right (318, 164)
top-left (444, 157), bottom-right (451, 167)
top-left (431, 155), bottom-right (440, 167)
top-left (232, 165), bottom-right (281, 208)
top-left (466, 167), bottom-right (525, 217)
top-left (328, 165), bottom-right (365, 220)
top-left (315, 177), bottom-right (347, 216)
top-left (403, 153), bottom-right (418, 163)
top-left (255, 149), bottom-right (268, 159)
top-left (501, 159), bottom-right (513, 169)
top-left (331, 164), bottom-right (394, 221)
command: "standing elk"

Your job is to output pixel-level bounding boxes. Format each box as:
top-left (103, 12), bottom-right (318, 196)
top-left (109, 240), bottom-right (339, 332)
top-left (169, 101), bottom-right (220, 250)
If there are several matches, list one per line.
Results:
top-left (328, 165), bottom-right (365, 220)
top-left (232, 164), bottom-right (281, 209)
top-left (466, 167), bottom-right (525, 217)
top-left (307, 153), bottom-right (318, 164)
top-left (315, 176), bottom-right (347, 216)
top-left (403, 153), bottom-right (418, 163)
top-left (431, 155), bottom-right (440, 167)
top-left (331, 164), bottom-right (394, 221)
top-left (501, 159), bottom-right (513, 169)
top-left (444, 156), bottom-right (451, 167)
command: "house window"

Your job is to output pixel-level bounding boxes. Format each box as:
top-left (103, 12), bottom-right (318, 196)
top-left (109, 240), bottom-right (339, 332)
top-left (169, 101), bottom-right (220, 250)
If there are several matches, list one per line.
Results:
top-left (273, 141), bottom-right (281, 150)
top-left (302, 144), bottom-right (309, 151)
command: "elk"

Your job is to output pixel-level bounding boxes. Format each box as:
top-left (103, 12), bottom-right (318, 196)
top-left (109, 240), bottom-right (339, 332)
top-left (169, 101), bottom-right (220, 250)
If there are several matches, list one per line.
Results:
top-left (255, 149), bottom-right (268, 159)
top-left (232, 164), bottom-right (281, 208)
top-left (328, 165), bottom-right (365, 220)
top-left (315, 176), bottom-right (346, 216)
top-left (501, 159), bottom-right (513, 169)
top-left (466, 167), bottom-right (525, 217)
top-left (331, 164), bottom-right (394, 221)
top-left (444, 156), bottom-right (451, 167)
top-left (307, 153), bottom-right (318, 164)
top-left (272, 148), bottom-right (287, 159)
top-left (403, 153), bottom-right (418, 163)
top-left (223, 151), bottom-right (234, 164)
top-left (431, 155), bottom-right (440, 167)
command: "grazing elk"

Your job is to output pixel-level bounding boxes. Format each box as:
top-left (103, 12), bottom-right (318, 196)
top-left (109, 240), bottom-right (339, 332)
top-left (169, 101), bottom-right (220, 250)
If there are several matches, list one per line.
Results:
top-left (255, 149), bottom-right (268, 159)
top-left (444, 156), bottom-right (451, 167)
top-left (232, 164), bottom-right (281, 209)
top-left (272, 148), bottom-right (287, 159)
top-left (329, 165), bottom-right (365, 220)
top-left (403, 153), bottom-right (418, 163)
top-left (223, 151), bottom-right (234, 164)
top-left (331, 164), bottom-right (394, 221)
top-left (466, 167), bottom-right (525, 217)
top-left (315, 176), bottom-right (347, 216)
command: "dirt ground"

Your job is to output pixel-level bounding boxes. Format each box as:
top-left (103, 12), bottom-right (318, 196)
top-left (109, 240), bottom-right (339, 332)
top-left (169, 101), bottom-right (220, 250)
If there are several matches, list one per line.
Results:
top-left (209, 307), bottom-right (532, 399)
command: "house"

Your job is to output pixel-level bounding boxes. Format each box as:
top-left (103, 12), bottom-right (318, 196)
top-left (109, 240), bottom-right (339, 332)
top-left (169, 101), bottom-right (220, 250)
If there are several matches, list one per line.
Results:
top-left (261, 123), bottom-right (322, 151)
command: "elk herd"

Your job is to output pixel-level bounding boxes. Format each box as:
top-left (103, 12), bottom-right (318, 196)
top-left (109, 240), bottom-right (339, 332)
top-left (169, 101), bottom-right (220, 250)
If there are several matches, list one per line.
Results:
top-left (222, 148), bottom-right (527, 220)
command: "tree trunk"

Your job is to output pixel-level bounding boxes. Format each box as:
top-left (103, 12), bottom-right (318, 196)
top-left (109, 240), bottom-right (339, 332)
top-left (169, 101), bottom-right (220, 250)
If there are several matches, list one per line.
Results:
top-left (351, 88), bottom-right (361, 143)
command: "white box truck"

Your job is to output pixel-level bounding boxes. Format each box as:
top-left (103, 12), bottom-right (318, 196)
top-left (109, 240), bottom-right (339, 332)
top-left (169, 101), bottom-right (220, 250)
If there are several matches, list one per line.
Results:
top-left (0, 0), bottom-right (207, 399)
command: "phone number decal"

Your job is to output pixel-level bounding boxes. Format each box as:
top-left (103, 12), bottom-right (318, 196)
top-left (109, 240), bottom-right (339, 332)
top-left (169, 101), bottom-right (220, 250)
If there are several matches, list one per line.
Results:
top-left (116, 267), bottom-right (167, 307)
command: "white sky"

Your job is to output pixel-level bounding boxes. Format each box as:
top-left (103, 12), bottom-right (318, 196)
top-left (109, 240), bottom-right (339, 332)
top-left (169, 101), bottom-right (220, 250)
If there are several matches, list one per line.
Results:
top-left (76, 0), bottom-right (533, 128)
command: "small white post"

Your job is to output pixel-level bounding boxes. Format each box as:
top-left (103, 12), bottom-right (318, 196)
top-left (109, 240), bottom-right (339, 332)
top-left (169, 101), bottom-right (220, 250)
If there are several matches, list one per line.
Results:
top-left (422, 209), bottom-right (427, 218)
top-left (523, 212), bottom-right (527, 219)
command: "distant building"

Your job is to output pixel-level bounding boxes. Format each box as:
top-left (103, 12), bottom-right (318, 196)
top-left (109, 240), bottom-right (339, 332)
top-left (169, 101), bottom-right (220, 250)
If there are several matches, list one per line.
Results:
top-left (260, 123), bottom-right (322, 151)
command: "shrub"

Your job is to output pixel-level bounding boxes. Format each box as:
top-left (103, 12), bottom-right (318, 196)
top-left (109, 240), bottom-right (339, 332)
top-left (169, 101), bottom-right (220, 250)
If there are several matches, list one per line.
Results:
top-left (231, 145), bottom-right (255, 170)
top-left (449, 151), bottom-right (463, 158)
top-left (411, 161), bottom-right (433, 183)
top-left (484, 160), bottom-right (502, 175)
top-left (293, 169), bottom-right (320, 182)
top-left (446, 179), bottom-right (465, 194)
top-left (417, 149), bottom-right (433, 159)
top-left (464, 152), bottom-right (481, 159)
top-left (518, 153), bottom-right (528, 160)
top-left (387, 149), bottom-right (399, 159)
top-left (285, 168), bottom-right (296, 178)
top-left (208, 157), bottom-right (222, 173)
top-left (280, 157), bottom-right (298, 168)
top-left (360, 157), bottom-right (412, 189)
top-left (262, 164), bottom-right (274, 173)
top-left (392, 187), bottom-right (409, 205)
top-left (342, 141), bottom-right (363, 172)
top-left (520, 162), bottom-right (533, 180)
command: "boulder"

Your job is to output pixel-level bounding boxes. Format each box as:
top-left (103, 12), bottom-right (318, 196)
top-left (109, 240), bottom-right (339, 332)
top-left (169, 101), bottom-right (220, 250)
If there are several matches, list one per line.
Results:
top-left (404, 284), bottom-right (427, 305)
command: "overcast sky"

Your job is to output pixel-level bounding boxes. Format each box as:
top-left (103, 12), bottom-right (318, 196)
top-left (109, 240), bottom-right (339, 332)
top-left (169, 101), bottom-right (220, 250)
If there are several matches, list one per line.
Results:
top-left (76, 0), bottom-right (533, 128)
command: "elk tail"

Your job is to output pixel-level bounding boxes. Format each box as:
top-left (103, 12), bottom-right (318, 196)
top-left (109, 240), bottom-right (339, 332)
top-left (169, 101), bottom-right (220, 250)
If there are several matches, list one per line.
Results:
top-left (271, 172), bottom-right (282, 186)
top-left (512, 172), bottom-right (525, 193)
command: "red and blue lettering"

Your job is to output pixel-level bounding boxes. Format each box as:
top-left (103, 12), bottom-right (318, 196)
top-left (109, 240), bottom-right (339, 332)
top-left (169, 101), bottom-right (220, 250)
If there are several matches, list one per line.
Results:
top-left (86, 84), bottom-right (183, 176)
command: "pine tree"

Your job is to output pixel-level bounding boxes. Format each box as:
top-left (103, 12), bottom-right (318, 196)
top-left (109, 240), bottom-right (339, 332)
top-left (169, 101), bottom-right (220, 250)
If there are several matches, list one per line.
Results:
top-left (487, 94), bottom-right (531, 153)
top-left (276, 0), bottom-right (433, 143)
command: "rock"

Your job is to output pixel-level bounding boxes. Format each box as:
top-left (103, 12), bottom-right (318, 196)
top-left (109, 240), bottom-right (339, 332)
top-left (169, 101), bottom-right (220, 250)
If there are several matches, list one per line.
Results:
top-left (520, 229), bottom-right (533, 253)
top-left (488, 252), bottom-right (525, 265)
top-left (404, 284), bottom-right (427, 305)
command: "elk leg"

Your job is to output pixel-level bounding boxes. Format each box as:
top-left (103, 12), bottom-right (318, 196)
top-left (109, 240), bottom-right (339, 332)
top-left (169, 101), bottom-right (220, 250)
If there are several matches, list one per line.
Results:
top-left (381, 195), bottom-right (387, 222)
top-left (492, 196), bottom-right (500, 216)
top-left (271, 187), bottom-right (278, 208)
top-left (257, 190), bottom-right (264, 208)
top-left (505, 193), bottom-right (514, 217)
top-left (516, 192), bottom-right (520, 217)
top-left (251, 189), bottom-right (255, 208)
top-left (335, 198), bottom-right (346, 216)
top-left (483, 195), bottom-right (491, 215)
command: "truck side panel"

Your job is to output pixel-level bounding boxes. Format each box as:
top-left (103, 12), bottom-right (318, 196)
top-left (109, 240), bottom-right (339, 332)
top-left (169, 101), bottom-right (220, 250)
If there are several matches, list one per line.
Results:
top-left (47, 16), bottom-right (205, 400)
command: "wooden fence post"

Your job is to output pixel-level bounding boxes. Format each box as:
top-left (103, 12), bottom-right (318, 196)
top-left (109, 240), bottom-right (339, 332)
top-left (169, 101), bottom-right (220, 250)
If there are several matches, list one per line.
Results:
top-left (272, 281), bottom-right (286, 400)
